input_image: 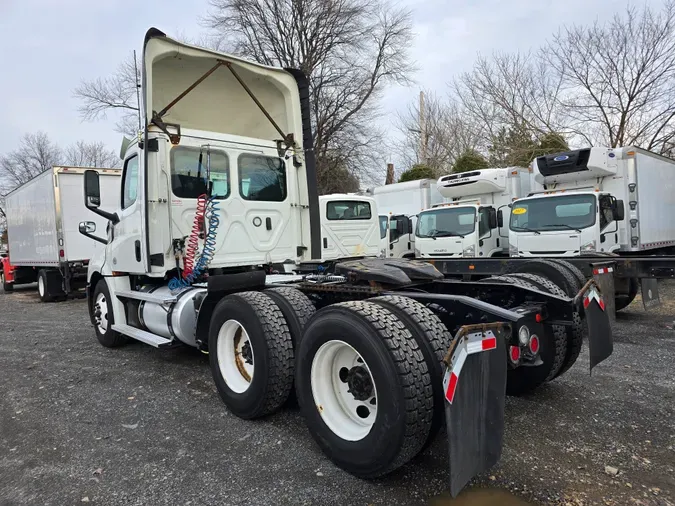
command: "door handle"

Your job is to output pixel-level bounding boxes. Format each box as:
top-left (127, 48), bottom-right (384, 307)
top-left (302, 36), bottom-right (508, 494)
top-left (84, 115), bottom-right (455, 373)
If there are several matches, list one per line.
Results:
top-left (266, 217), bottom-right (272, 230)
top-left (135, 240), bottom-right (141, 262)
top-left (323, 238), bottom-right (328, 248)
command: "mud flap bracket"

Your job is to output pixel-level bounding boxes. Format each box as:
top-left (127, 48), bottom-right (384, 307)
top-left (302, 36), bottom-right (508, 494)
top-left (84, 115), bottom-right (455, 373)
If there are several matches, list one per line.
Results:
top-left (442, 323), bottom-right (508, 498)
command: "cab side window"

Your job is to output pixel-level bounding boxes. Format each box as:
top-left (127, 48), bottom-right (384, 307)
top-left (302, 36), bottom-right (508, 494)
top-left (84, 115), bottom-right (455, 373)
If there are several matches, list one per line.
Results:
top-left (122, 156), bottom-right (139, 209)
top-left (599, 195), bottom-right (614, 230)
top-left (478, 208), bottom-right (491, 237)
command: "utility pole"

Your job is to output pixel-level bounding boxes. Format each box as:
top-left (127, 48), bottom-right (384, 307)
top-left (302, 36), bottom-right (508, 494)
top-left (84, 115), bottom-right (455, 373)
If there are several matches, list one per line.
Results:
top-left (419, 91), bottom-right (428, 165)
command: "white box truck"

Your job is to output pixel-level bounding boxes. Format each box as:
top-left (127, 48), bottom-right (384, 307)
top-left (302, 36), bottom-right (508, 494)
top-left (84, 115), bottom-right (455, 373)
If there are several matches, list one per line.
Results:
top-left (415, 168), bottom-right (531, 259)
top-left (2, 166), bottom-right (121, 301)
top-left (366, 179), bottom-right (444, 258)
top-left (509, 147), bottom-right (675, 257)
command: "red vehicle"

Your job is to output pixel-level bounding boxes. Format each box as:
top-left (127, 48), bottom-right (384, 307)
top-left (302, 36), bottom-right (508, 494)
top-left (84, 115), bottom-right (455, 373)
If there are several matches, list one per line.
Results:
top-left (1, 250), bottom-right (15, 292)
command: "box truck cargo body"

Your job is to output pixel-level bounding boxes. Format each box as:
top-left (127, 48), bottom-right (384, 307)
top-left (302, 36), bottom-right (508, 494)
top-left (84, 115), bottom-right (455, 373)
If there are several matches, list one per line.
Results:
top-left (2, 166), bottom-right (121, 300)
top-left (367, 179), bottom-right (444, 258)
top-left (509, 147), bottom-right (675, 257)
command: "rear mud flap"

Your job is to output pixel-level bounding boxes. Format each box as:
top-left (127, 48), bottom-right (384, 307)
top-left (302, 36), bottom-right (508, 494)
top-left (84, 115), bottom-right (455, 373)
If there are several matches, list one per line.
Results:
top-left (641, 278), bottom-right (660, 310)
top-left (442, 324), bottom-right (508, 498)
top-left (577, 281), bottom-right (613, 371)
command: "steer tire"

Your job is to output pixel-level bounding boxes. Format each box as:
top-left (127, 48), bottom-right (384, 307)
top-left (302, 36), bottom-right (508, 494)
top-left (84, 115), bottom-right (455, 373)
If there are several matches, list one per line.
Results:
top-left (485, 275), bottom-right (567, 394)
top-left (37, 270), bottom-right (55, 302)
top-left (506, 273), bottom-right (584, 379)
top-left (370, 295), bottom-right (452, 450)
top-left (296, 301), bottom-right (433, 478)
top-left (209, 291), bottom-right (294, 419)
top-left (92, 280), bottom-right (128, 348)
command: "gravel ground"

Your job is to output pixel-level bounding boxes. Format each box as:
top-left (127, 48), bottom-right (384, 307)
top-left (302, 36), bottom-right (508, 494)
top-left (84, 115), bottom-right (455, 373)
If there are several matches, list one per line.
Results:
top-left (0, 281), bottom-right (674, 506)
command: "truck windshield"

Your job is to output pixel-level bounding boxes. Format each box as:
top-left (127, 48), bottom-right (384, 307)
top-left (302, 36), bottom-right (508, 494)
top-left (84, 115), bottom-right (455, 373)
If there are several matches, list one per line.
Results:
top-left (379, 215), bottom-right (388, 239)
top-left (510, 194), bottom-right (596, 232)
top-left (416, 207), bottom-right (476, 238)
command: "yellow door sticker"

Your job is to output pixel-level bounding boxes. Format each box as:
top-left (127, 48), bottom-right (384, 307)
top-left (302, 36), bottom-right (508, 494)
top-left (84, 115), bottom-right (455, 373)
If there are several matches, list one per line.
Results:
top-left (512, 207), bottom-right (527, 215)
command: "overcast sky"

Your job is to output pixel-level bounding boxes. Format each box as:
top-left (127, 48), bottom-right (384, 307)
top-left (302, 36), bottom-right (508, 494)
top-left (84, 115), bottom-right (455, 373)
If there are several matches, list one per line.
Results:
top-left (0, 0), bottom-right (662, 161)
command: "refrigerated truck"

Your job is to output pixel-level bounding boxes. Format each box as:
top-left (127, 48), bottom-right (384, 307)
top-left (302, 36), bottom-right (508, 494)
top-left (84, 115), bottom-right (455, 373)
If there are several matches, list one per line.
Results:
top-left (366, 179), bottom-right (445, 258)
top-left (2, 166), bottom-right (121, 300)
top-left (510, 147), bottom-right (675, 257)
top-left (415, 168), bottom-right (531, 259)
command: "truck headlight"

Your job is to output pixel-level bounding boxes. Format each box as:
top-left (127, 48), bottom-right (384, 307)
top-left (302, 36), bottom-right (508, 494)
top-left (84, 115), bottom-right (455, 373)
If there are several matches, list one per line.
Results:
top-left (509, 243), bottom-right (518, 257)
top-left (462, 245), bottom-right (475, 258)
top-left (581, 240), bottom-right (596, 254)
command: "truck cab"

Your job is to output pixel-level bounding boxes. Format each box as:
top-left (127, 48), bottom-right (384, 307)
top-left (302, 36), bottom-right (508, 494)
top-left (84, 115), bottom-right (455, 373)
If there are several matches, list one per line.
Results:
top-left (509, 190), bottom-right (624, 257)
top-left (379, 213), bottom-right (415, 258)
top-left (318, 194), bottom-right (380, 260)
top-left (509, 149), bottom-right (626, 257)
top-left (415, 168), bottom-right (528, 259)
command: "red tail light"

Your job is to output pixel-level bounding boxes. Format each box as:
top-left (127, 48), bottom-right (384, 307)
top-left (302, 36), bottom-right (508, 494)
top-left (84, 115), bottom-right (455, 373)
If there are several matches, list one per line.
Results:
top-left (59, 249), bottom-right (64, 258)
top-left (509, 346), bottom-right (521, 364)
top-left (529, 335), bottom-right (540, 354)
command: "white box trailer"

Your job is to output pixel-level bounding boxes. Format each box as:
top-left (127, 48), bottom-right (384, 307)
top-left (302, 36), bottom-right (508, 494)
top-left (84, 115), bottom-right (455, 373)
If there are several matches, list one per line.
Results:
top-left (3, 166), bottom-right (121, 300)
top-left (366, 179), bottom-right (445, 258)
top-left (510, 146), bottom-right (675, 257)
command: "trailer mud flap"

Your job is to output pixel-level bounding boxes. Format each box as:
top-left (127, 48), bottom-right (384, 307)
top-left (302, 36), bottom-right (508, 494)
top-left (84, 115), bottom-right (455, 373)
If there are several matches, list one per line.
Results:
top-left (577, 282), bottom-right (613, 371)
top-left (442, 324), bottom-right (508, 498)
top-left (641, 278), bottom-right (660, 310)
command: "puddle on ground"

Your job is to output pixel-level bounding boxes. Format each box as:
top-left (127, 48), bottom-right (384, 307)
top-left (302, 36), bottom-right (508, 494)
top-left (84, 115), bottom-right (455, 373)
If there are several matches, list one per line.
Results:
top-left (430, 488), bottom-right (530, 506)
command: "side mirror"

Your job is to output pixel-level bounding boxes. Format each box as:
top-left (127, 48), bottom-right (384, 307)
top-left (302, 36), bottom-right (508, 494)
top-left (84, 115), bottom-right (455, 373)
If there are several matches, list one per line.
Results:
top-left (488, 208), bottom-right (498, 229)
top-left (613, 199), bottom-right (625, 221)
top-left (84, 170), bottom-right (101, 209)
top-left (79, 221), bottom-right (96, 234)
top-left (497, 209), bottom-right (504, 228)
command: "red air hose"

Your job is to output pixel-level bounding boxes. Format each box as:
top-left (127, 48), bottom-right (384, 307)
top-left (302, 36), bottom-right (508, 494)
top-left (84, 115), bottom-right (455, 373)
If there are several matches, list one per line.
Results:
top-left (182, 194), bottom-right (207, 279)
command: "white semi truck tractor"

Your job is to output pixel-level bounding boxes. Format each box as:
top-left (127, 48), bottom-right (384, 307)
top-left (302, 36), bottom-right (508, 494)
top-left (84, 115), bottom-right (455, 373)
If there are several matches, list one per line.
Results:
top-left (78, 28), bottom-right (615, 497)
top-left (415, 168), bottom-right (531, 259)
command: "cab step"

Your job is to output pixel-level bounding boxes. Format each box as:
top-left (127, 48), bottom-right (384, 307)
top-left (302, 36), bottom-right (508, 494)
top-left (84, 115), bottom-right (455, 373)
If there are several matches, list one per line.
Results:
top-left (112, 324), bottom-right (173, 348)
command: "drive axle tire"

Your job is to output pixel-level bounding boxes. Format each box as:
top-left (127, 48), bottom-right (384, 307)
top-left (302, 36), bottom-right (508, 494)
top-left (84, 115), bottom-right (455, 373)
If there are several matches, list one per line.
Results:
top-left (507, 259), bottom-right (578, 297)
top-left (92, 279), bottom-right (128, 348)
top-left (551, 260), bottom-right (586, 291)
top-left (370, 295), bottom-right (453, 450)
top-left (296, 301), bottom-right (433, 478)
top-left (480, 275), bottom-right (567, 395)
top-left (263, 287), bottom-right (316, 348)
top-left (506, 273), bottom-right (583, 379)
top-left (615, 278), bottom-right (639, 312)
top-left (209, 291), bottom-right (294, 420)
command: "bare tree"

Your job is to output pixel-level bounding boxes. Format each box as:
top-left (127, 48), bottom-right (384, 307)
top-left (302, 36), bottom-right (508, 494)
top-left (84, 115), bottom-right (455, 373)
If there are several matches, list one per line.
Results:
top-left (74, 54), bottom-right (141, 137)
top-left (396, 91), bottom-right (483, 175)
top-left (205, 0), bottom-right (414, 192)
top-left (64, 141), bottom-right (121, 168)
top-left (544, 1), bottom-right (675, 153)
top-left (0, 132), bottom-right (62, 226)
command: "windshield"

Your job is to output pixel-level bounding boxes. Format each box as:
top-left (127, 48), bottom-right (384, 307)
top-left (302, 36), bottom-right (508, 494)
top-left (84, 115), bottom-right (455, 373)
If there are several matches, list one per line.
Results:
top-left (510, 194), bottom-right (596, 232)
top-left (416, 207), bottom-right (476, 238)
top-left (379, 215), bottom-right (388, 239)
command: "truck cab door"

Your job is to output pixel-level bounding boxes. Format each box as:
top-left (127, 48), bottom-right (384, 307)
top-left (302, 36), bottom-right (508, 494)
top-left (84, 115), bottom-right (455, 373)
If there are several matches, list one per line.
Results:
top-left (109, 149), bottom-right (146, 274)
top-left (598, 194), bottom-right (619, 252)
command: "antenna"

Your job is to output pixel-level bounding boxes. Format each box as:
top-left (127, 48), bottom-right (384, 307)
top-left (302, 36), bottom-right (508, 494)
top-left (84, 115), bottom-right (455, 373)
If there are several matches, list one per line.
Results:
top-left (133, 50), bottom-right (142, 136)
